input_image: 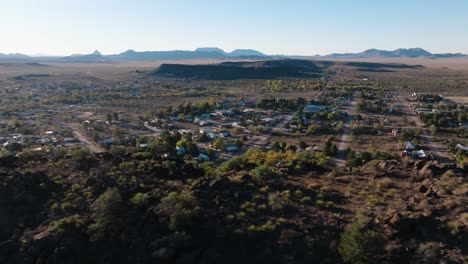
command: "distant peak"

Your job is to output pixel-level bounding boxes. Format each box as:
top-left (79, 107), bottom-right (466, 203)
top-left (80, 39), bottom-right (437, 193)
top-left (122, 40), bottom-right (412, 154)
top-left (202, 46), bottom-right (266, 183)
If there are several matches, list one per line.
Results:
top-left (122, 49), bottom-right (136, 54)
top-left (229, 49), bottom-right (265, 57)
top-left (195, 47), bottom-right (226, 54)
top-left (92, 50), bottom-right (102, 56)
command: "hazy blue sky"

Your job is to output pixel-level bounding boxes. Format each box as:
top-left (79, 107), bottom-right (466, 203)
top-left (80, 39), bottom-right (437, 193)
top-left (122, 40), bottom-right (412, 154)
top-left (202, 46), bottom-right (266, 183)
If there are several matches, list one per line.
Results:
top-left (1, 0), bottom-right (467, 55)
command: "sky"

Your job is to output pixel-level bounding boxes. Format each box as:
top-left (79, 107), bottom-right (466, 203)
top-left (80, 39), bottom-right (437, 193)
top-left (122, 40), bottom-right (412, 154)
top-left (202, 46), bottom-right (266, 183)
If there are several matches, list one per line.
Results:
top-left (1, 0), bottom-right (468, 56)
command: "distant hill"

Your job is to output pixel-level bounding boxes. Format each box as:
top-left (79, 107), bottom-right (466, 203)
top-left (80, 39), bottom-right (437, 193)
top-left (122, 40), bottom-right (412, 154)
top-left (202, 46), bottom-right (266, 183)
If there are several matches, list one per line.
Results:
top-left (327, 48), bottom-right (466, 59)
top-left (61, 50), bottom-right (111, 63)
top-left (0, 53), bottom-right (30, 59)
top-left (108, 49), bottom-right (228, 61)
top-left (229, 49), bottom-right (266, 57)
top-left (194, 47), bottom-right (228, 55)
top-left (108, 48), bottom-right (267, 61)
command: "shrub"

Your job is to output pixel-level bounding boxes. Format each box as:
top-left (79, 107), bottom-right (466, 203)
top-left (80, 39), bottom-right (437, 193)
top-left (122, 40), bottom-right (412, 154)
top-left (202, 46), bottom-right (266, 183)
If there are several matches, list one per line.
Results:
top-left (131, 192), bottom-right (149, 207)
top-left (300, 196), bottom-right (312, 204)
top-left (252, 164), bottom-right (279, 181)
top-left (69, 146), bottom-right (91, 160)
top-left (294, 190), bottom-right (303, 198)
top-left (17, 150), bottom-right (46, 162)
top-left (268, 192), bottom-right (286, 211)
top-left (217, 155), bottom-right (246, 172)
top-left (61, 202), bottom-right (76, 212)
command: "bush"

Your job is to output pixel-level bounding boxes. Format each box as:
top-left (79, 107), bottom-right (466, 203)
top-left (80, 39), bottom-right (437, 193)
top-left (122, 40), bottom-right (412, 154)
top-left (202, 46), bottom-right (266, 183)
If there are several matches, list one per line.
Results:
top-left (69, 146), bottom-right (91, 160)
top-left (60, 202), bottom-right (76, 212)
top-left (300, 196), bottom-right (312, 204)
top-left (89, 188), bottom-right (126, 240)
top-left (131, 192), bottom-right (149, 207)
top-left (252, 164), bottom-right (279, 181)
top-left (217, 155), bottom-right (246, 172)
top-left (17, 150), bottom-right (46, 162)
top-left (338, 221), bottom-right (385, 264)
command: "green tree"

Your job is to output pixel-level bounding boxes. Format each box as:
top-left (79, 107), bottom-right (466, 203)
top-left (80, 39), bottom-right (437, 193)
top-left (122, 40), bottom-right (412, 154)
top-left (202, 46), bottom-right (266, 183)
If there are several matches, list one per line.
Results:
top-left (253, 164), bottom-right (279, 181)
top-left (160, 191), bottom-right (199, 231)
top-left (89, 188), bottom-right (126, 240)
top-left (323, 140), bottom-right (333, 156)
top-left (92, 131), bottom-right (100, 142)
top-left (338, 221), bottom-right (385, 264)
top-left (213, 138), bottom-right (226, 151)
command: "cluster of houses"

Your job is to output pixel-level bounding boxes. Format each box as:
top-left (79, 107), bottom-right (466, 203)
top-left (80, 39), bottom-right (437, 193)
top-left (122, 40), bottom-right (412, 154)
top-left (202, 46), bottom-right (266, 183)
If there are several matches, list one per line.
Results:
top-left (0, 130), bottom-right (78, 153)
top-left (400, 141), bottom-right (427, 159)
top-left (455, 144), bottom-right (468, 153)
top-left (411, 93), bottom-right (443, 103)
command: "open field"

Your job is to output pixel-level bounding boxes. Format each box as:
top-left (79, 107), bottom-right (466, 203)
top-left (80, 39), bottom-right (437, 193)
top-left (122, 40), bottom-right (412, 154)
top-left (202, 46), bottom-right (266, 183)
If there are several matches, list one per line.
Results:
top-left (446, 96), bottom-right (468, 104)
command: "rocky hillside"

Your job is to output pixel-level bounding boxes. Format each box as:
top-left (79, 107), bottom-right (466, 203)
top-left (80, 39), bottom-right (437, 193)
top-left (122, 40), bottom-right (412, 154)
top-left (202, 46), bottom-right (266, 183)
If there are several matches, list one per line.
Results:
top-left (0, 149), bottom-right (466, 264)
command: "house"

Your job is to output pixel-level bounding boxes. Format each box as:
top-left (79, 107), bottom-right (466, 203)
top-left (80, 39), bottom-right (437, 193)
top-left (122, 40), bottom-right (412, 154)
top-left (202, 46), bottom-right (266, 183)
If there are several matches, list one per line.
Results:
top-left (199, 120), bottom-right (210, 126)
top-left (37, 138), bottom-right (51, 144)
top-left (401, 150), bottom-right (427, 159)
top-left (99, 138), bottom-right (116, 145)
top-left (207, 132), bottom-right (217, 139)
top-left (226, 145), bottom-right (239, 152)
top-left (176, 147), bottom-right (186, 156)
top-left (197, 146), bottom-right (207, 154)
top-left (179, 129), bottom-right (193, 134)
top-left (304, 105), bottom-right (326, 113)
top-left (232, 122), bottom-right (242, 127)
top-left (405, 141), bottom-right (416, 150)
top-left (219, 131), bottom-right (231, 138)
top-left (45, 131), bottom-right (54, 135)
top-left (199, 129), bottom-right (212, 134)
top-left (416, 108), bottom-right (437, 114)
top-left (198, 153), bottom-right (210, 161)
top-left (456, 144), bottom-right (468, 152)
top-left (261, 117), bottom-right (276, 124)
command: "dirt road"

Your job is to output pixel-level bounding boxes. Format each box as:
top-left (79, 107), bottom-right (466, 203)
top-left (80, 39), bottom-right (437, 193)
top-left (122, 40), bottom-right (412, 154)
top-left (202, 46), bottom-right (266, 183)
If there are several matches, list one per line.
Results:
top-left (396, 96), bottom-right (454, 163)
top-left (333, 94), bottom-right (358, 167)
top-left (65, 122), bottom-right (106, 153)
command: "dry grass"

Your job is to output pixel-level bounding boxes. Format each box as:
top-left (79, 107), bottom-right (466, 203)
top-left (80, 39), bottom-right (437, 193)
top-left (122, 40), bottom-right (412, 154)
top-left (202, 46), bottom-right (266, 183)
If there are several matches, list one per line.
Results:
top-left (446, 96), bottom-right (468, 104)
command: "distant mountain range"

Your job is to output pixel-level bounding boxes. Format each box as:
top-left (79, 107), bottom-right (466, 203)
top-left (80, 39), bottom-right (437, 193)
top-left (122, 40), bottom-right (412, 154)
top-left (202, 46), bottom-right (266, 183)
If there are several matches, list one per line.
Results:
top-left (0, 48), bottom-right (465, 62)
top-left (0, 53), bottom-right (31, 59)
top-left (326, 48), bottom-right (466, 59)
